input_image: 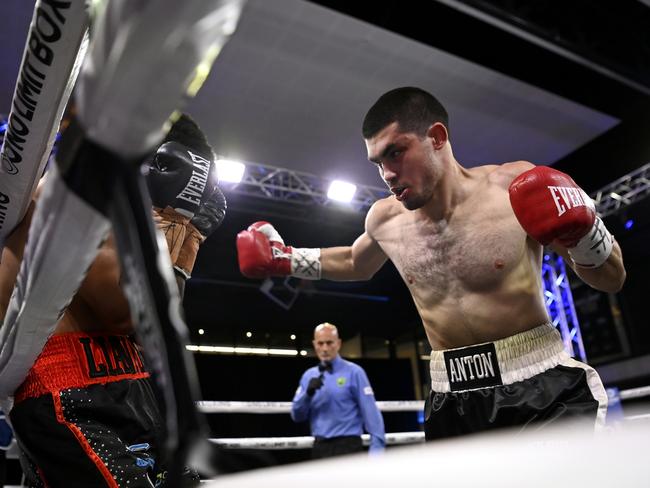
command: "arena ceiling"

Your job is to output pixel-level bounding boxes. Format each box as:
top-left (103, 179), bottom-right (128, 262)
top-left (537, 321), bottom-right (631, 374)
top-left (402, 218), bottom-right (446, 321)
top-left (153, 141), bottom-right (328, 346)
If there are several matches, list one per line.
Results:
top-left (1, 0), bottom-right (650, 346)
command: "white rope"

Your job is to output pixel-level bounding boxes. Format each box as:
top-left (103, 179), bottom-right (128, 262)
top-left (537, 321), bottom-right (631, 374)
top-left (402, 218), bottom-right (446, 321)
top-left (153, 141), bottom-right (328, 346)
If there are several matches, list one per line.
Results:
top-left (618, 385), bottom-right (650, 400)
top-left (197, 384), bottom-right (650, 415)
top-left (623, 413), bottom-right (650, 422)
top-left (377, 401), bottom-right (425, 412)
top-left (197, 401), bottom-right (291, 414)
top-left (211, 436), bottom-right (313, 450)
top-left (196, 400), bottom-right (425, 414)
top-left (209, 431), bottom-right (425, 450)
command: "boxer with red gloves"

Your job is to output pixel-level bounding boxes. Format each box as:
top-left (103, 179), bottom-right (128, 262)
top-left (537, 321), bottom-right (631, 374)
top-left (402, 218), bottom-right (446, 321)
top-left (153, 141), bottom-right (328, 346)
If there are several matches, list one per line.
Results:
top-left (236, 87), bottom-right (625, 441)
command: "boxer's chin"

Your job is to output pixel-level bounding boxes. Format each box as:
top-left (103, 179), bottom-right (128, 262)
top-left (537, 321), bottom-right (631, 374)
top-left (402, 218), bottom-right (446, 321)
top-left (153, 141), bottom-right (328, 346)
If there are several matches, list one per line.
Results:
top-left (401, 192), bottom-right (426, 211)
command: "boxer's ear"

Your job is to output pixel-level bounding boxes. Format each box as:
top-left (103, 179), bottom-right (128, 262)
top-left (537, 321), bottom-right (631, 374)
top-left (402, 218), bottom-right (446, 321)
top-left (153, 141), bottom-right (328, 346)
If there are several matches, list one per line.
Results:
top-left (427, 123), bottom-right (448, 149)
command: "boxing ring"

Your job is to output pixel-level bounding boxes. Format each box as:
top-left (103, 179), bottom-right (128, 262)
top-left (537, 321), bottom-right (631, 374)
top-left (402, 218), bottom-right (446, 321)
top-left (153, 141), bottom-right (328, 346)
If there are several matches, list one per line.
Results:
top-left (1, 1), bottom-right (650, 487)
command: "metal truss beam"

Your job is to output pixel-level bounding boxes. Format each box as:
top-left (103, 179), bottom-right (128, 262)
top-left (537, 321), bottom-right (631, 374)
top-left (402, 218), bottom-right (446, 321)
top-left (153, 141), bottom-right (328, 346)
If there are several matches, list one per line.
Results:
top-left (542, 253), bottom-right (586, 361)
top-left (220, 157), bottom-right (650, 217)
top-left (222, 159), bottom-right (390, 213)
top-left (591, 162), bottom-right (650, 218)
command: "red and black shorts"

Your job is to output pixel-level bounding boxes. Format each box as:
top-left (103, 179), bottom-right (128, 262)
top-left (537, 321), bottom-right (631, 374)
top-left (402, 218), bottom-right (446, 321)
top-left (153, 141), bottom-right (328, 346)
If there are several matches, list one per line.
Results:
top-left (424, 323), bottom-right (608, 440)
top-left (10, 332), bottom-right (163, 488)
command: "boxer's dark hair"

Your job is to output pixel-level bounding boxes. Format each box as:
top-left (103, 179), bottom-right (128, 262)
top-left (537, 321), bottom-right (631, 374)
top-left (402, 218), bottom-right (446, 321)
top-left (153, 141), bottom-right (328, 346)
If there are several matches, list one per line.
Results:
top-left (362, 87), bottom-right (449, 139)
top-left (163, 113), bottom-right (214, 161)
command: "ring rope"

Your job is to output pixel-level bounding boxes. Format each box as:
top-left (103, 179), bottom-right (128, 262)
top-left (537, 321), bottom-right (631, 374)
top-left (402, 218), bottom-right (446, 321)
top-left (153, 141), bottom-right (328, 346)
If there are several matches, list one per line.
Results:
top-left (209, 431), bottom-right (425, 450)
top-left (622, 413), bottom-right (650, 422)
top-left (196, 400), bottom-right (425, 414)
top-left (196, 384), bottom-right (650, 414)
top-left (618, 385), bottom-right (650, 400)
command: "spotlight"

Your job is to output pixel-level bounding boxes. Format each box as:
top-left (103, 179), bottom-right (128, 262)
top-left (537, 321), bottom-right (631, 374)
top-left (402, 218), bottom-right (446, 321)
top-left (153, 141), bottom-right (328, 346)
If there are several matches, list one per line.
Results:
top-left (198, 329), bottom-right (205, 335)
top-left (216, 158), bottom-right (245, 183)
top-left (246, 331), bottom-right (252, 338)
top-left (290, 334), bottom-right (296, 340)
top-left (327, 180), bottom-right (356, 203)
top-left (300, 350), bottom-right (307, 356)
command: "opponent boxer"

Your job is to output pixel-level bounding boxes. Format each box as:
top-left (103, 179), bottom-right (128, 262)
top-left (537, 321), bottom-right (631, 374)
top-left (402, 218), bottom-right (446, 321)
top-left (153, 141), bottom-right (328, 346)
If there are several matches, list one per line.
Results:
top-left (0, 114), bottom-right (225, 487)
top-left (237, 87), bottom-right (626, 439)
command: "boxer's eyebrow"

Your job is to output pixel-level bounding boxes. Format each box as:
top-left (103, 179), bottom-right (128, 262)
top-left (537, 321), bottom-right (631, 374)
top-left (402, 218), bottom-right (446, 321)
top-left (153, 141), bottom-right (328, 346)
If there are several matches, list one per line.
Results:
top-left (369, 143), bottom-right (398, 165)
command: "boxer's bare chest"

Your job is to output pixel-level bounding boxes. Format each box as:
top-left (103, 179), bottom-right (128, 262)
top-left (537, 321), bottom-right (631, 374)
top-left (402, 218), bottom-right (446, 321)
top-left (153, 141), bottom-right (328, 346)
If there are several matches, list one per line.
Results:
top-left (378, 185), bottom-right (526, 299)
top-left (58, 240), bottom-right (134, 334)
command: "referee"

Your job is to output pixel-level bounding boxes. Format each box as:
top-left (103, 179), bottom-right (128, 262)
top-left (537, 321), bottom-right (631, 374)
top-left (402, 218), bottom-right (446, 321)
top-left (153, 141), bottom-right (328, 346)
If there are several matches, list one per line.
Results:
top-left (291, 323), bottom-right (385, 458)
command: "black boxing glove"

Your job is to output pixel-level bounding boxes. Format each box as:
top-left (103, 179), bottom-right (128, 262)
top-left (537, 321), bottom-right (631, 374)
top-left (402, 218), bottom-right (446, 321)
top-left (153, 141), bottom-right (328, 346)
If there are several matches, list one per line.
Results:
top-left (174, 186), bottom-right (227, 279)
top-left (306, 376), bottom-right (324, 397)
top-left (146, 141), bottom-right (217, 218)
top-left (190, 185), bottom-right (227, 238)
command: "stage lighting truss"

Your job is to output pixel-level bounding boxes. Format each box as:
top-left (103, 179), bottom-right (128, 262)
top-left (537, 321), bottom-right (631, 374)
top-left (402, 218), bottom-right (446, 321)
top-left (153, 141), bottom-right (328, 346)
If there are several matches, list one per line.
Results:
top-left (219, 158), bottom-right (390, 213)
top-left (542, 253), bottom-right (586, 361)
top-left (592, 162), bottom-right (650, 218)
top-left (219, 159), bottom-right (650, 217)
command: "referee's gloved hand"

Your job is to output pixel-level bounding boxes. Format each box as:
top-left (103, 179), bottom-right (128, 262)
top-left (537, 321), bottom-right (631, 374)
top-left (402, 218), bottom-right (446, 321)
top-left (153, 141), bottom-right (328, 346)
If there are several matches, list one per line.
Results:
top-left (306, 376), bottom-right (324, 397)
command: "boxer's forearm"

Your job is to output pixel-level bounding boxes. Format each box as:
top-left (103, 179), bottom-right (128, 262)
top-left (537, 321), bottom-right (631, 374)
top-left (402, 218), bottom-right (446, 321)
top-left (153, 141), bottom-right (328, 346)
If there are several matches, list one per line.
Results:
top-left (553, 241), bottom-right (626, 293)
top-left (574, 242), bottom-right (625, 293)
top-left (320, 246), bottom-right (357, 280)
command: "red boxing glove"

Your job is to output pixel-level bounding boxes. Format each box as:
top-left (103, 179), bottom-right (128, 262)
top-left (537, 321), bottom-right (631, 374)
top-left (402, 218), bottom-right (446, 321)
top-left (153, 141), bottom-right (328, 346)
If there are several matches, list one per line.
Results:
top-left (509, 166), bottom-right (613, 268)
top-left (236, 221), bottom-right (321, 279)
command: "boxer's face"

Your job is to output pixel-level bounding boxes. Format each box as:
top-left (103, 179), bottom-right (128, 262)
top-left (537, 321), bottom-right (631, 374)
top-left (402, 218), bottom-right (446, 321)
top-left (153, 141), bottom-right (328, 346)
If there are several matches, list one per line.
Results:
top-left (365, 121), bottom-right (439, 211)
top-left (312, 328), bottom-right (341, 362)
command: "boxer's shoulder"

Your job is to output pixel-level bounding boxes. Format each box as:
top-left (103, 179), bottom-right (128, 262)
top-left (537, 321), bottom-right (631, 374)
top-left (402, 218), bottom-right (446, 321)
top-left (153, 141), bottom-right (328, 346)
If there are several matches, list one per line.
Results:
top-left (485, 161), bottom-right (536, 189)
top-left (495, 160), bottom-right (536, 177)
top-left (365, 195), bottom-right (402, 233)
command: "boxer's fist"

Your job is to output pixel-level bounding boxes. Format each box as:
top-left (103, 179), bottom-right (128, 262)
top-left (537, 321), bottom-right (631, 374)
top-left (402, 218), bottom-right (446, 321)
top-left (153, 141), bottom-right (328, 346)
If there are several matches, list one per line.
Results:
top-left (146, 141), bottom-right (217, 218)
top-left (509, 166), bottom-right (594, 247)
top-left (236, 222), bottom-right (322, 280)
top-left (172, 187), bottom-right (227, 280)
top-left (237, 222), bottom-right (293, 278)
top-left (191, 185), bottom-right (227, 238)
top-left (509, 166), bottom-right (613, 267)
top-left (146, 114), bottom-right (223, 279)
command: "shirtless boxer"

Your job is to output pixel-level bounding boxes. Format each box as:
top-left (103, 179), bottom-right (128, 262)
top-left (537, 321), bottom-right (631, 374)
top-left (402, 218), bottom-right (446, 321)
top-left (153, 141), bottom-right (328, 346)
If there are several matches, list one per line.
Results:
top-left (237, 87), bottom-right (626, 439)
top-left (0, 114), bottom-right (225, 487)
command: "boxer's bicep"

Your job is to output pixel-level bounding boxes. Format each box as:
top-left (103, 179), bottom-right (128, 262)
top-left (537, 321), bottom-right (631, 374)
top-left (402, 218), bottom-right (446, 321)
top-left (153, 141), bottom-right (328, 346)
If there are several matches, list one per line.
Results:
top-left (351, 231), bottom-right (387, 279)
top-left (321, 232), bottom-right (387, 281)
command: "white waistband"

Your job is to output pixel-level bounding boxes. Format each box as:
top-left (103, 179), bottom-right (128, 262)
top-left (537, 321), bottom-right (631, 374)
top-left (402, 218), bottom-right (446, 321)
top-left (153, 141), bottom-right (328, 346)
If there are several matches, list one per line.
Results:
top-left (429, 323), bottom-right (569, 392)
